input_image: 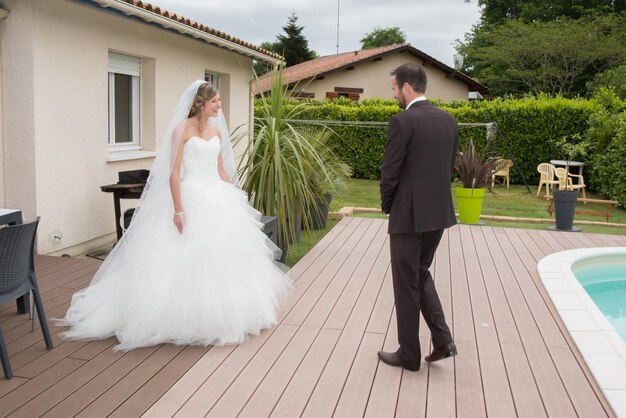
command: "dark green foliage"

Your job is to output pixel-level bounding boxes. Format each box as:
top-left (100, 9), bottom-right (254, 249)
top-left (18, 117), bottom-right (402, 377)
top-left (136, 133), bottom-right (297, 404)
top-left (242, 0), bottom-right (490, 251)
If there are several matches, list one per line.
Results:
top-left (458, 0), bottom-right (625, 97)
top-left (589, 121), bottom-right (626, 207)
top-left (276, 12), bottom-right (316, 67)
top-left (255, 97), bottom-right (399, 179)
top-left (586, 89), bottom-right (626, 206)
top-left (360, 27), bottom-right (407, 49)
top-left (587, 65), bottom-right (626, 99)
top-left (253, 12), bottom-right (316, 74)
top-left (446, 95), bottom-right (600, 187)
top-left (254, 94), bottom-right (625, 205)
top-left (466, 0), bottom-right (620, 24)
top-left (253, 41), bottom-right (282, 76)
top-left (456, 14), bottom-right (626, 97)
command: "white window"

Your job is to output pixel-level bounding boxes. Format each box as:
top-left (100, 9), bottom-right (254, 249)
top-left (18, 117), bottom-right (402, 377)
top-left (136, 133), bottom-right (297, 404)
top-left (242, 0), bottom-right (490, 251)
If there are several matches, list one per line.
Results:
top-left (204, 71), bottom-right (220, 89)
top-left (108, 52), bottom-right (141, 150)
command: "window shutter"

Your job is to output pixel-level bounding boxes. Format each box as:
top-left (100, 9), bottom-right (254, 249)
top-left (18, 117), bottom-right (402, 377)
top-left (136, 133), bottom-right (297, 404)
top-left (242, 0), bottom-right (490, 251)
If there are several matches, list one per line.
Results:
top-left (326, 92), bottom-right (339, 99)
top-left (109, 52), bottom-right (141, 76)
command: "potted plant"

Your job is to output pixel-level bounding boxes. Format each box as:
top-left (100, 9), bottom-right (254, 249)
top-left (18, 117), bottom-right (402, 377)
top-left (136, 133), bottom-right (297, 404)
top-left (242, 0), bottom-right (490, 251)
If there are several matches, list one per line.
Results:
top-left (454, 140), bottom-right (499, 224)
top-left (238, 66), bottom-right (344, 259)
top-left (551, 136), bottom-right (588, 231)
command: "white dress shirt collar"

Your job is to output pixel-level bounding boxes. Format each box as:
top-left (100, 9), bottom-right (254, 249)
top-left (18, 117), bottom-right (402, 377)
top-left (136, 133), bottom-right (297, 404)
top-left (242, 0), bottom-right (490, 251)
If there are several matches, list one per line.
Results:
top-left (406, 95), bottom-right (427, 110)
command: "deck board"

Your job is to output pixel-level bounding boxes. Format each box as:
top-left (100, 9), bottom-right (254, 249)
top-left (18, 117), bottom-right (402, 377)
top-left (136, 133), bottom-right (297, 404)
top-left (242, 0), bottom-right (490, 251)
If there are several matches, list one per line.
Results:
top-left (448, 225), bottom-right (486, 418)
top-left (0, 218), bottom-right (622, 417)
top-left (460, 225), bottom-right (517, 417)
top-left (258, 327), bottom-right (342, 418)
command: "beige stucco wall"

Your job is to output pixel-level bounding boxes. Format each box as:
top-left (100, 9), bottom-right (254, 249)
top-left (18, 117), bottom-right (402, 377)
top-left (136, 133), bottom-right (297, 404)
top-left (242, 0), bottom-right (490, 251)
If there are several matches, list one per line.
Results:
top-left (300, 51), bottom-right (469, 101)
top-left (0, 20), bottom-right (4, 208)
top-left (2, 0), bottom-right (255, 254)
top-left (1, 0), bottom-right (36, 217)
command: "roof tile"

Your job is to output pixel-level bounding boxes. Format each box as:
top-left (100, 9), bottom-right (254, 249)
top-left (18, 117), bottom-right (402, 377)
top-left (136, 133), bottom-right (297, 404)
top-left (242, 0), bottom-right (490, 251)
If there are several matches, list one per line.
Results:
top-left (255, 43), bottom-right (486, 94)
top-left (104, 0), bottom-right (282, 61)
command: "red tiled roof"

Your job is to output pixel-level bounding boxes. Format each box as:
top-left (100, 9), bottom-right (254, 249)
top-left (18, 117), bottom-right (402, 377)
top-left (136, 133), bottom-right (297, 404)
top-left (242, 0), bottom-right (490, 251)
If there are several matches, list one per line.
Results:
top-left (255, 43), bottom-right (486, 94)
top-left (90, 0), bottom-right (283, 61)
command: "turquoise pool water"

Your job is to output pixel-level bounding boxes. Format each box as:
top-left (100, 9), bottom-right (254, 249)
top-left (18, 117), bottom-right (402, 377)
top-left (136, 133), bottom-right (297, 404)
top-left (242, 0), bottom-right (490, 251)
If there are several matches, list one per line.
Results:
top-left (573, 255), bottom-right (626, 342)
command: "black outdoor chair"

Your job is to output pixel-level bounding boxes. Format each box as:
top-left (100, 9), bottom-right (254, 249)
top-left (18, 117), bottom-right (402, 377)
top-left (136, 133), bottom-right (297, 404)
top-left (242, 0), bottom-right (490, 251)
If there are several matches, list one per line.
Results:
top-left (0, 217), bottom-right (53, 379)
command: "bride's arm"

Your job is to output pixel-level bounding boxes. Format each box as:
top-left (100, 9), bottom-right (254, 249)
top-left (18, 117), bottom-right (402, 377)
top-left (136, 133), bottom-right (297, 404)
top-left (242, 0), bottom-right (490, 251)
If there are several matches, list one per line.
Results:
top-left (170, 131), bottom-right (186, 233)
top-left (217, 152), bottom-right (230, 182)
top-left (211, 127), bottom-right (229, 182)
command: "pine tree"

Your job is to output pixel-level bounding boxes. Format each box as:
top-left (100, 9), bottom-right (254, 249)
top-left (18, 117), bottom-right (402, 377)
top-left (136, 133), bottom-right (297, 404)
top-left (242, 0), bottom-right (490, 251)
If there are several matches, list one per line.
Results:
top-left (276, 11), bottom-right (315, 67)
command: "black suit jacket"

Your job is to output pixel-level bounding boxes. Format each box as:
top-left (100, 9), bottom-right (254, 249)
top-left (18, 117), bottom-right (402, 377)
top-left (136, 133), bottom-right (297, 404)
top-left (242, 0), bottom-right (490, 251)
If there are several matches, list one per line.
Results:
top-left (380, 100), bottom-right (458, 234)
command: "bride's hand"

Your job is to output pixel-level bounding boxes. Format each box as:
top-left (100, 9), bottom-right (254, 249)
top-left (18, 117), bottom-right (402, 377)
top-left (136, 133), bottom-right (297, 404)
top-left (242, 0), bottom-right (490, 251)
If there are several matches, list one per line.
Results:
top-left (173, 212), bottom-right (184, 234)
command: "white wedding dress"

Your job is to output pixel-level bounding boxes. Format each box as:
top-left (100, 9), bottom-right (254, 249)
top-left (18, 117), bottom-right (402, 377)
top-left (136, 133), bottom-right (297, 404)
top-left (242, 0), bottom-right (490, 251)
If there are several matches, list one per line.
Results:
top-left (59, 136), bottom-right (291, 351)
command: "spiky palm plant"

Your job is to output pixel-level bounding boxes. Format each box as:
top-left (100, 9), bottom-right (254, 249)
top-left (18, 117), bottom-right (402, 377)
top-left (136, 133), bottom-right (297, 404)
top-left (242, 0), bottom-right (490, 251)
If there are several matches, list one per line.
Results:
top-left (239, 66), bottom-right (348, 249)
top-left (303, 127), bottom-right (352, 199)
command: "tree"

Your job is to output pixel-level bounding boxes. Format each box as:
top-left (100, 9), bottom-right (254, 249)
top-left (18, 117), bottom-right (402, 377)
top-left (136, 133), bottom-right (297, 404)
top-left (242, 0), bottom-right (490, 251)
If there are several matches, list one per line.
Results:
top-left (360, 27), bottom-right (406, 49)
top-left (253, 41), bottom-right (282, 76)
top-left (252, 12), bottom-right (317, 75)
top-left (276, 11), bottom-right (316, 67)
top-left (464, 0), bottom-right (623, 24)
top-left (587, 65), bottom-right (626, 98)
top-left (457, 15), bottom-right (625, 96)
top-left (457, 0), bottom-right (626, 97)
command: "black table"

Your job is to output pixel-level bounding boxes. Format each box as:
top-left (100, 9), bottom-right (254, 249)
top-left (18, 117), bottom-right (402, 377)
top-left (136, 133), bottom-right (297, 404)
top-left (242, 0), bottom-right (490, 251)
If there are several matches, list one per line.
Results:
top-left (0, 209), bottom-right (28, 314)
top-left (101, 183), bottom-right (145, 240)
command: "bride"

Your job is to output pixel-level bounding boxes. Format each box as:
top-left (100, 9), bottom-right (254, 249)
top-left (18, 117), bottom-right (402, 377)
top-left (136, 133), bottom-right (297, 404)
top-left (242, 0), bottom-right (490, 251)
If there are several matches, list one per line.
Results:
top-left (56, 80), bottom-right (291, 351)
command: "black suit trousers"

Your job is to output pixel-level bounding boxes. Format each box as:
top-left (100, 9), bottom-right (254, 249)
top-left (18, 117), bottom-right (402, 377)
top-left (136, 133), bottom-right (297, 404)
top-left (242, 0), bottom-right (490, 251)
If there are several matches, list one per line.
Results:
top-left (389, 230), bottom-right (453, 368)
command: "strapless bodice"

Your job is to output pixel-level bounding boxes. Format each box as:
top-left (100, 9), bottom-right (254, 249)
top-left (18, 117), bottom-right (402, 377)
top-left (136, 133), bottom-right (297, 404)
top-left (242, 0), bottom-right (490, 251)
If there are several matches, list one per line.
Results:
top-left (182, 136), bottom-right (220, 182)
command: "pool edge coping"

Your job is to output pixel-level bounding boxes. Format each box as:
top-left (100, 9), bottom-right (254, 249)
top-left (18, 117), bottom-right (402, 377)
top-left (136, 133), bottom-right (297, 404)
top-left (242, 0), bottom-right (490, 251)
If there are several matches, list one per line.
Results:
top-left (538, 247), bottom-right (626, 417)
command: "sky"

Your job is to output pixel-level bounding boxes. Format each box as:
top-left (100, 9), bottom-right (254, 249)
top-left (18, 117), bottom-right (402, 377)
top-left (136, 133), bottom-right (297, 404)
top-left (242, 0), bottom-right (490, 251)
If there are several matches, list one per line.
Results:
top-left (147, 0), bottom-right (482, 67)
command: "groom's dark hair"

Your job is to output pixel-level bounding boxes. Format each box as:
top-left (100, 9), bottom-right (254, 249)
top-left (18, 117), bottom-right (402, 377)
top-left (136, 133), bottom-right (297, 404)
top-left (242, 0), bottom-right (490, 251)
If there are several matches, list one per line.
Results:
top-left (391, 63), bottom-right (427, 94)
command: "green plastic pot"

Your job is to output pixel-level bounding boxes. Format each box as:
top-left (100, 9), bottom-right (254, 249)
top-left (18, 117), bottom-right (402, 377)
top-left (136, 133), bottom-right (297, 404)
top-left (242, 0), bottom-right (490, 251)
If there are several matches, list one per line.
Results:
top-left (455, 187), bottom-right (486, 224)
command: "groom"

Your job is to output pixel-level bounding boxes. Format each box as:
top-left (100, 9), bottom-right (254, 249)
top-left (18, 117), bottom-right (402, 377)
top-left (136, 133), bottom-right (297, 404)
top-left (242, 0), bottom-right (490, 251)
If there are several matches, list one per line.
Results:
top-left (378, 63), bottom-right (458, 371)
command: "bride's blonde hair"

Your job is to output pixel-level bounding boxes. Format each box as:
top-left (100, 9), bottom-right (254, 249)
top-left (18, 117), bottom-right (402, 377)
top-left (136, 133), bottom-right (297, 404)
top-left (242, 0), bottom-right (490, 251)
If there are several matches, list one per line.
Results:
top-left (187, 82), bottom-right (217, 118)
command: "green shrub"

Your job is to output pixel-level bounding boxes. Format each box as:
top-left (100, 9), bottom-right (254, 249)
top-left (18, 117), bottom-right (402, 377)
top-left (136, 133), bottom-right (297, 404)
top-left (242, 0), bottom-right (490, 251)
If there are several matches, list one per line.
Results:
top-left (587, 110), bottom-right (626, 206)
top-left (442, 95), bottom-right (599, 186)
top-left (257, 98), bottom-right (398, 179)
top-left (254, 95), bottom-right (626, 204)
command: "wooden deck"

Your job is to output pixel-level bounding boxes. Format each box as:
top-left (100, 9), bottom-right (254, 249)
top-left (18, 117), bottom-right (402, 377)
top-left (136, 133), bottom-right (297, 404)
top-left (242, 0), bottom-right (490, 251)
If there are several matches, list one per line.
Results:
top-left (1, 217), bottom-right (625, 417)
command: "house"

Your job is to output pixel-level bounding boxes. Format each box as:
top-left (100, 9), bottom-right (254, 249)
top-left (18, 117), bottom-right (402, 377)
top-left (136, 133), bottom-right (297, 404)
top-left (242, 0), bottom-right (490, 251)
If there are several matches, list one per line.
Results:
top-left (256, 44), bottom-right (487, 101)
top-left (0, 0), bottom-right (281, 255)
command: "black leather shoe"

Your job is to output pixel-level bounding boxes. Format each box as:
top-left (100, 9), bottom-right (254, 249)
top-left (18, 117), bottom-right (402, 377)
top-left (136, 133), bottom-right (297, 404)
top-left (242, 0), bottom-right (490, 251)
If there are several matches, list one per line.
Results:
top-left (424, 342), bottom-right (457, 363)
top-left (377, 350), bottom-right (419, 371)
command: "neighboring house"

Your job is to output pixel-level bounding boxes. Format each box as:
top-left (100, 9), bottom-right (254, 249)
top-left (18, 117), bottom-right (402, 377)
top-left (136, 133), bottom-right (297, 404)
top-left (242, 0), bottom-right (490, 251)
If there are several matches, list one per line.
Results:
top-left (0, 0), bottom-right (280, 255)
top-left (256, 44), bottom-right (487, 101)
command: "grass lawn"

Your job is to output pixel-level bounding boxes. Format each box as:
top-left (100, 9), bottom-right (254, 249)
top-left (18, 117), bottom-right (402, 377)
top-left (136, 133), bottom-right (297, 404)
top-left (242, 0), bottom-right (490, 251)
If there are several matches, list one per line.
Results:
top-left (331, 178), bottom-right (626, 235)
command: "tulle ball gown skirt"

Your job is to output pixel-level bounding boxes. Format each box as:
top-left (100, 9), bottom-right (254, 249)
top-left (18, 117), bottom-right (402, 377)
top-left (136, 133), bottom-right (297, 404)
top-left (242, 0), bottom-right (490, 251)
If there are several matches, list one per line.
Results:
top-left (57, 178), bottom-right (292, 351)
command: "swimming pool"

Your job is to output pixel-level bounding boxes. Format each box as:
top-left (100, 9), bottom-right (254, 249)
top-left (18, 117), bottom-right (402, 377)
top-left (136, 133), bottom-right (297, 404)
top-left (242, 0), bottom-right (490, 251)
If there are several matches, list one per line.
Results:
top-left (538, 247), bottom-right (626, 418)
top-left (573, 255), bottom-right (626, 342)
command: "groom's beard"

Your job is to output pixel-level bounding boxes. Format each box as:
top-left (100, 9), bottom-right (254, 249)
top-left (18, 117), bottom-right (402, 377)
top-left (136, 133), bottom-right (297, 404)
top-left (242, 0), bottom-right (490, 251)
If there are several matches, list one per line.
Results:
top-left (397, 92), bottom-right (407, 109)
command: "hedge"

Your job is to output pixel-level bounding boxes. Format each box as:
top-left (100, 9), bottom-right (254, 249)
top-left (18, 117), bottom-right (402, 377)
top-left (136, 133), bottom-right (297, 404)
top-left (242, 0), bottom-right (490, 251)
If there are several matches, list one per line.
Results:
top-left (586, 90), bottom-right (626, 206)
top-left (254, 92), bottom-right (626, 205)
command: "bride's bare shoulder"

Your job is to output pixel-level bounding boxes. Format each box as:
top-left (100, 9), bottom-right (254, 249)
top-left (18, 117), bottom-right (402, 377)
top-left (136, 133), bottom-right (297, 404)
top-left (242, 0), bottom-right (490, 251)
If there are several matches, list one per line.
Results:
top-left (176, 118), bottom-right (196, 133)
top-left (173, 118), bottom-right (198, 143)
